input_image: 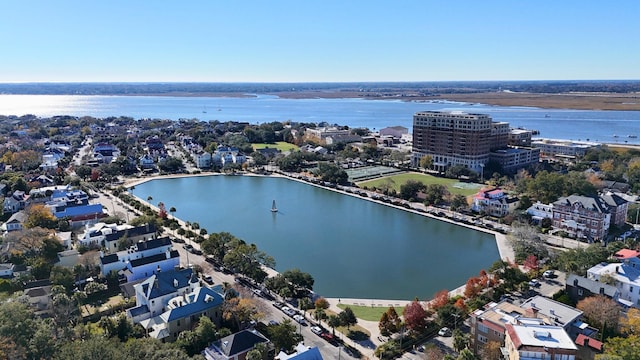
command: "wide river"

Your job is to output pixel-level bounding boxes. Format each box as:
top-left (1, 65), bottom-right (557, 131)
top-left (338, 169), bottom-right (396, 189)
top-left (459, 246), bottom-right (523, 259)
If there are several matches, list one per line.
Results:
top-left (0, 94), bottom-right (639, 144)
top-left (133, 175), bottom-right (499, 300)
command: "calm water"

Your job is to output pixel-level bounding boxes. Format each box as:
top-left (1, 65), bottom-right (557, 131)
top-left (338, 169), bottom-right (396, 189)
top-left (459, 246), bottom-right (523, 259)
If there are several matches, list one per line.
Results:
top-left (134, 175), bottom-right (499, 300)
top-left (0, 94), bottom-right (639, 144)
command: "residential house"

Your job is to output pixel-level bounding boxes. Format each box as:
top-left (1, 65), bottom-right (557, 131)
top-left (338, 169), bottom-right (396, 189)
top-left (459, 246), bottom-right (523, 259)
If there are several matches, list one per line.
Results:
top-left (99, 236), bottom-right (173, 276)
top-left (504, 323), bottom-right (577, 360)
top-left (1, 211), bottom-right (27, 233)
top-left (79, 222), bottom-right (157, 250)
top-left (587, 249), bottom-right (640, 308)
top-left (601, 192), bottom-right (629, 228)
top-left (470, 296), bottom-right (590, 356)
top-left (139, 154), bottom-right (156, 169)
top-left (471, 188), bottom-right (519, 217)
top-left (276, 343), bottom-right (323, 360)
top-left (3, 190), bottom-right (29, 213)
top-left (212, 146), bottom-right (246, 166)
top-left (552, 195), bottom-right (611, 241)
top-left (140, 284), bottom-right (224, 342)
top-left (194, 151), bottom-right (212, 169)
top-left (575, 334), bottom-right (603, 360)
top-left (203, 329), bottom-right (271, 360)
top-left (520, 296), bottom-right (586, 339)
top-left (118, 249), bottom-right (181, 282)
top-left (526, 201), bottom-right (554, 224)
top-left (565, 274), bottom-right (620, 305)
top-left (126, 267), bottom-right (197, 323)
top-left (22, 279), bottom-right (53, 316)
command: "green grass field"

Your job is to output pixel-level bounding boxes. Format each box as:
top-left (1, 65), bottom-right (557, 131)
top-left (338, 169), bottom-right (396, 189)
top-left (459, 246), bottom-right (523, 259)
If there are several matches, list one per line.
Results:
top-left (357, 172), bottom-right (482, 196)
top-left (337, 303), bottom-right (405, 322)
top-left (252, 142), bottom-right (299, 152)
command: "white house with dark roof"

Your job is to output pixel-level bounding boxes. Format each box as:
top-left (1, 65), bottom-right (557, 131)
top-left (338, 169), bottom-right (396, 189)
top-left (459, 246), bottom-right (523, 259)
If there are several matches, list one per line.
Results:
top-left (119, 250), bottom-right (181, 282)
top-left (137, 280), bottom-right (224, 342)
top-left (126, 267), bottom-right (197, 323)
top-left (1, 211), bottom-right (27, 234)
top-left (203, 329), bottom-right (270, 360)
top-left (587, 249), bottom-right (640, 308)
top-left (99, 236), bottom-right (173, 276)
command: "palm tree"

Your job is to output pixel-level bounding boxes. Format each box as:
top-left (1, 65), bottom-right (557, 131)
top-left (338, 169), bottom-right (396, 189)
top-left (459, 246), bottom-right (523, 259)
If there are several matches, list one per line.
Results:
top-left (147, 196), bottom-right (153, 201)
top-left (327, 315), bottom-right (341, 337)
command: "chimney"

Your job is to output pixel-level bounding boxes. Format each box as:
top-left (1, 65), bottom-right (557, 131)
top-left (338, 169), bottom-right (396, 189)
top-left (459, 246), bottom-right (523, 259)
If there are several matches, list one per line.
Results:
top-left (574, 278), bottom-right (579, 287)
top-left (600, 287), bottom-right (605, 295)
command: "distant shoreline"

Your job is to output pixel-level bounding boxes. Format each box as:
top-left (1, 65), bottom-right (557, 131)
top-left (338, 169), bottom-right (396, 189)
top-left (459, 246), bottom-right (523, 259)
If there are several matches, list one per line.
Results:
top-left (88, 90), bottom-right (640, 111)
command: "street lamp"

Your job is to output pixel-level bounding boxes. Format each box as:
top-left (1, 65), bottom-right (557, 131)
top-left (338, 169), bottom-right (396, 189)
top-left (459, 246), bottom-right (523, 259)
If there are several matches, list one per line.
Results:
top-left (479, 163), bottom-right (485, 183)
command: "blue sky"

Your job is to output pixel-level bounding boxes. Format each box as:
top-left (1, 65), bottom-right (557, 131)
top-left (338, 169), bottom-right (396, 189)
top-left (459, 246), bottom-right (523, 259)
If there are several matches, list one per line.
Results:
top-left (1, 1), bottom-right (639, 82)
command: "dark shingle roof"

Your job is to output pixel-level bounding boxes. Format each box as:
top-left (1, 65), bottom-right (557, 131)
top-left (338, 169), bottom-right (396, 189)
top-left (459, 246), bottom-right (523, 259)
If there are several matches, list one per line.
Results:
top-left (566, 274), bottom-right (619, 298)
top-left (100, 253), bottom-right (119, 265)
top-left (207, 329), bottom-right (269, 357)
top-left (163, 286), bottom-right (224, 322)
top-left (554, 195), bottom-right (609, 214)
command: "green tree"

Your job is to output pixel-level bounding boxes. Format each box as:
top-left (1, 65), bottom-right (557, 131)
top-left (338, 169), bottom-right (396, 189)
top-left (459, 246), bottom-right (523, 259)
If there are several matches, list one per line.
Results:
top-left (423, 184), bottom-right (449, 206)
top-left (450, 194), bottom-right (468, 211)
top-left (50, 266), bottom-right (75, 293)
top-left (327, 315), bottom-right (341, 336)
top-left (267, 319), bottom-right (303, 353)
top-left (339, 306), bottom-right (358, 331)
top-left (452, 328), bottom-right (471, 352)
top-left (399, 180), bottom-right (426, 201)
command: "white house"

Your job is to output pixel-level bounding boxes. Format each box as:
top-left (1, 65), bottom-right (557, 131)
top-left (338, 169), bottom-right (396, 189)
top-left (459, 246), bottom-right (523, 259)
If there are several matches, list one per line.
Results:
top-left (587, 249), bottom-right (640, 308)
top-left (526, 201), bottom-right (554, 223)
top-left (1, 211), bottom-right (27, 234)
top-left (126, 267), bottom-right (197, 323)
top-left (99, 236), bottom-right (173, 276)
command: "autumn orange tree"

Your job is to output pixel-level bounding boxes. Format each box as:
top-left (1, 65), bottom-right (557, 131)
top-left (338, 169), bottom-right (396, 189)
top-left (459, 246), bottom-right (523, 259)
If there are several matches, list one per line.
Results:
top-left (429, 289), bottom-right (450, 311)
top-left (24, 204), bottom-right (58, 229)
top-left (379, 306), bottom-right (402, 336)
top-left (577, 295), bottom-right (621, 339)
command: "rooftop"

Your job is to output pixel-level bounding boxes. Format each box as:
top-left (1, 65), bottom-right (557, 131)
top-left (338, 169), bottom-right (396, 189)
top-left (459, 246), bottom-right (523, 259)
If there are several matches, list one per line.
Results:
top-left (507, 323), bottom-right (577, 351)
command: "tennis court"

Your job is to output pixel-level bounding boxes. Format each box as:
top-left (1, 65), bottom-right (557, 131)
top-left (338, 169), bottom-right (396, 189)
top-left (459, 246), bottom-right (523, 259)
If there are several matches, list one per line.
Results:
top-left (345, 166), bottom-right (406, 182)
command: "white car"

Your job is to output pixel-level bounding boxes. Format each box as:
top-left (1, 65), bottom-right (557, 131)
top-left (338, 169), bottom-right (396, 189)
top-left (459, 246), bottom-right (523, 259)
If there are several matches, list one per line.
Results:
top-left (543, 270), bottom-right (555, 278)
top-left (293, 314), bottom-right (307, 325)
top-left (438, 327), bottom-right (452, 337)
top-left (310, 326), bottom-right (324, 335)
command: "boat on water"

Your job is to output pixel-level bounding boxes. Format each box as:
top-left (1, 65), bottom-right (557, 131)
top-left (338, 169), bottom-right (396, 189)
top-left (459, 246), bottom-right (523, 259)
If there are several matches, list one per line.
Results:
top-left (629, 135), bottom-right (638, 138)
top-left (271, 200), bottom-right (278, 212)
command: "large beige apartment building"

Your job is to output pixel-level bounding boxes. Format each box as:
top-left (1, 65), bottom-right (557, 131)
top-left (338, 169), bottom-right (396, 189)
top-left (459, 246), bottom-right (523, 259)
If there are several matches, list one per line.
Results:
top-left (412, 111), bottom-right (492, 173)
top-left (411, 111), bottom-right (539, 174)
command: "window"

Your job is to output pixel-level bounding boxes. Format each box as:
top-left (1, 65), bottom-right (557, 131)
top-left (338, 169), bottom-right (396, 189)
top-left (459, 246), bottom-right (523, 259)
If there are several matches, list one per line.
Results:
top-left (631, 286), bottom-right (634, 293)
top-left (477, 323), bottom-right (489, 333)
top-left (478, 335), bottom-right (488, 344)
top-left (578, 289), bottom-right (583, 296)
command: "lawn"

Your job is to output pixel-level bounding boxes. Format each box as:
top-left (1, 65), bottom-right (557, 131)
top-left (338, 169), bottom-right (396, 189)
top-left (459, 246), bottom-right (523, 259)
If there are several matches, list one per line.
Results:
top-left (357, 172), bottom-right (482, 196)
top-left (252, 142), bottom-right (299, 152)
top-left (337, 303), bottom-right (404, 322)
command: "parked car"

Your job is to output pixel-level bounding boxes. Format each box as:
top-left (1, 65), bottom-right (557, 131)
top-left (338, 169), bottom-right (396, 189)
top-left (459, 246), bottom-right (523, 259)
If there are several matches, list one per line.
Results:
top-left (529, 279), bottom-right (541, 287)
top-left (281, 306), bottom-right (296, 317)
top-left (310, 326), bottom-right (324, 335)
top-left (543, 270), bottom-right (555, 278)
top-left (192, 248), bottom-right (203, 255)
top-left (293, 314), bottom-right (307, 326)
top-left (183, 244), bottom-right (194, 252)
top-left (438, 327), bottom-right (452, 337)
top-left (202, 275), bottom-right (214, 285)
